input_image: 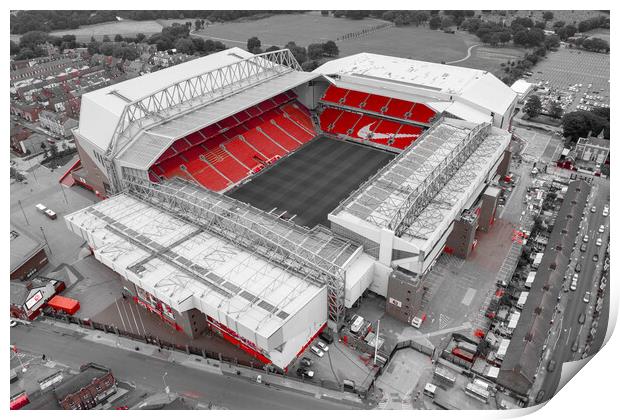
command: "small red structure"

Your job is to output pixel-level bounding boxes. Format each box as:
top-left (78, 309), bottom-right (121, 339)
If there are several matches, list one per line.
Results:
top-left (47, 295), bottom-right (80, 315)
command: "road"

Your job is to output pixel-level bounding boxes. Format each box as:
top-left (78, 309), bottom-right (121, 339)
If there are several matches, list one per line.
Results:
top-left (537, 177), bottom-right (609, 401)
top-left (10, 322), bottom-right (355, 410)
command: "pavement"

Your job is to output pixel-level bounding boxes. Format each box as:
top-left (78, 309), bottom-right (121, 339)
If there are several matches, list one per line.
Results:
top-left (10, 320), bottom-right (365, 410)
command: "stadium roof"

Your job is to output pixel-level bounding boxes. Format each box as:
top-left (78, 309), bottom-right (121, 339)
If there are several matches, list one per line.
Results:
top-left (314, 52), bottom-right (516, 121)
top-left (116, 70), bottom-right (317, 170)
top-left (65, 193), bottom-right (324, 342)
top-left (497, 180), bottom-right (591, 396)
top-left (78, 48), bottom-right (255, 151)
top-left (330, 118), bottom-right (511, 254)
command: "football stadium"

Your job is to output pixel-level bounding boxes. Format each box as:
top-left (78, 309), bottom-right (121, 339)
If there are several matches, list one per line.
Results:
top-left (65, 47), bottom-right (517, 370)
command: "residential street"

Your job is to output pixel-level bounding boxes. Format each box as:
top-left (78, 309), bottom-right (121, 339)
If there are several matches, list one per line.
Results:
top-left (10, 321), bottom-right (355, 410)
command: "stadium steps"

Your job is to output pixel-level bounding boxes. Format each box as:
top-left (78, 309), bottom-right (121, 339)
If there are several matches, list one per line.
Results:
top-left (276, 117), bottom-right (314, 143)
top-left (282, 104), bottom-right (315, 134)
top-left (239, 135), bottom-right (269, 161)
top-left (199, 154), bottom-right (234, 184)
top-left (243, 130), bottom-right (284, 159)
top-left (223, 137), bottom-right (263, 169)
top-left (220, 144), bottom-right (252, 170)
top-left (255, 127), bottom-right (290, 154)
top-left (258, 124), bottom-right (300, 151)
top-left (266, 120), bottom-right (303, 146)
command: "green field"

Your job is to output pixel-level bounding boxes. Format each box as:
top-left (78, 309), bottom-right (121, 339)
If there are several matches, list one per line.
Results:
top-left (10, 18), bottom-right (194, 43)
top-left (195, 13), bottom-right (525, 76)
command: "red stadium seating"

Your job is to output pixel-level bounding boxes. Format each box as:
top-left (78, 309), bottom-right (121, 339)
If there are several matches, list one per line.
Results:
top-left (149, 97), bottom-right (316, 191)
top-left (321, 85), bottom-right (349, 104)
top-left (342, 90), bottom-right (369, 108)
top-left (260, 124), bottom-right (300, 152)
top-left (408, 103), bottom-right (436, 124)
top-left (362, 94), bottom-right (390, 114)
top-left (276, 116), bottom-right (314, 143)
top-left (319, 107), bottom-right (342, 131)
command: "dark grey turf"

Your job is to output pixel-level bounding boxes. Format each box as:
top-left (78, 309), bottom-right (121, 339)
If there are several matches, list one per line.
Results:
top-left (228, 136), bottom-right (395, 228)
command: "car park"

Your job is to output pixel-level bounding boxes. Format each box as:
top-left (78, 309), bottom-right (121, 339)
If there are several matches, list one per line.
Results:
top-left (310, 346), bottom-right (324, 357)
top-left (583, 292), bottom-right (591, 303)
top-left (316, 341), bottom-right (329, 352)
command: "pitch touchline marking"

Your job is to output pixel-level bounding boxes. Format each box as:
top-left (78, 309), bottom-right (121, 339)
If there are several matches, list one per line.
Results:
top-left (357, 124), bottom-right (419, 140)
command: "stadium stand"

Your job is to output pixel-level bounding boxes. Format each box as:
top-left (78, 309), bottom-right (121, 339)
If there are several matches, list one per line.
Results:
top-left (149, 92), bottom-right (315, 192)
top-left (320, 85), bottom-right (437, 125)
top-left (319, 106), bottom-right (423, 150)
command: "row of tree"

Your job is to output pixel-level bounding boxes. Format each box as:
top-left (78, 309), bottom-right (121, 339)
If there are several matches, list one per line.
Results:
top-left (10, 10), bottom-right (302, 34)
top-left (246, 37), bottom-right (339, 71)
top-left (562, 108), bottom-right (610, 141)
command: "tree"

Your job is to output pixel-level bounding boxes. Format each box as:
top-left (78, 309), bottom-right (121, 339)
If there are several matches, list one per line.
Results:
top-left (102, 35), bottom-right (111, 42)
top-left (321, 10), bottom-right (329, 16)
top-left (19, 31), bottom-right (49, 49)
top-left (195, 19), bottom-right (203, 31)
top-left (247, 36), bottom-right (261, 53)
top-left (322, 40), bottom-right (339, 57)
top-left (524, 95), bottom-right (542, 118)
top-left (174, 37), bottom-right (194, 54)
top-left (265, 45), bottom-right (280, 53)
top-left (429, 16), bottom-right (442, 30)
top-left (440, 16), bottom-right (454, 30)
top-left (562, 111), bottom-right (608, 140)
top-left (114, 34), bottom-right (124, 42)
top-left (135, 33), bottom-right (146, 43)
top-left (549, 102), bottom-right (564, 119)
top-left (307, 43), bottom-right (324, 60)
top-left (564, 25), bottom-right (577, 38)
top-left (544, 34), bottom-right (560, 50)
top-left (10, 40), bottom-right (20, 55)
top-left (542, 11), bottom-right (554, 22)
top-left (285, 41), bottom-right (307, 64)
top-left (301, 60), bottom-right (320, 71)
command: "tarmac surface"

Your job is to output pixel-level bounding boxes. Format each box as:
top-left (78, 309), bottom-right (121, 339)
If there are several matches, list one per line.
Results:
top-left (10, 321), bottom-right (359, 410)
top-left (229, 136), bottom-right (395, 228)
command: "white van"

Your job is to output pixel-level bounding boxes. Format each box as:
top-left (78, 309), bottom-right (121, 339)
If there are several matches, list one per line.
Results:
top-left (35, 203), bottom-right (47, 212)
top-left (350, 315), bottom-right (364, 334)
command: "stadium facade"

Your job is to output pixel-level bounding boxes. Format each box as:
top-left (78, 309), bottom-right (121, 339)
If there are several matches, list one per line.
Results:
top-left (66, 47), bottom-right (517, 369)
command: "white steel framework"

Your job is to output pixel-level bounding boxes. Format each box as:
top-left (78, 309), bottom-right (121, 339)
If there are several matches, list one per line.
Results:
top-left (123, 176), bottom-right (351, 326)
top-left (103, 49), bottom-right (303, 192)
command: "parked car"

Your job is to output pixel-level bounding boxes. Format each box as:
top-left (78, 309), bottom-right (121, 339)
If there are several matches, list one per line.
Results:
top-left (319, 331), bottom-right (334, 344)
top-left (583, 292), bottom-right (591, 303)
top-left (580, 243), bottom-right (587, 252)
top-left (10, 320), bottom-right (18, 328)
top-left (574, 263), bottom-right (582, 273)
top-left (598, 225), bottom-right (605, 233)
top-left (300, 357), bottom-right (313, 367)
top-left (310, 346), bottom-right (324, 357)
top-left (583, 235), bottom-right (589, 243)
top-left (547, 360), bottom-right (556, 372)
top-left (316, 341), bottom-right (329, 352)
top-left (593, 254), bottom-right (599, 262)
top-left (596, 238), bottom-right (603, 247)
top-left (571, 340), bottom-right (579, 352)
top-left (578, 313), bottom-right (586, 324)
top-left (296, 368), bottom-right (314, 379)
top-left (591, 206), bottom-right (597, 213)
top-left (603, 206), bottom-right (609, 217)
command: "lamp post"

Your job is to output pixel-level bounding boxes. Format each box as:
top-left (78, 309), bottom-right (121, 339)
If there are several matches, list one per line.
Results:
top-left (374, 319), bottom-right (380, 365)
